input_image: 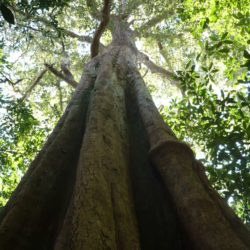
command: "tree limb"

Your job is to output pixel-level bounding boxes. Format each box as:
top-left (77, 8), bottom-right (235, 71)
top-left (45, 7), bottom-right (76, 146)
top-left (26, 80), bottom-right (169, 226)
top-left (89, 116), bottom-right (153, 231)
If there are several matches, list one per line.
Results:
top-left (58, 28), bottom-right (93, 43)
top-left (91, 0), bottom-right (112, 58)
top-left (1, 75), bottom-right (23, 94)
top-left (134, 4), bottom-right (175, 36)
top-left (21, 69), bottom-right (47, 101)
top-left (33, 15), bottom-right (94, 44)
top-left (55, 80), bottom-right (63, 112)
top-left (3, 76), bottom-right (23, 86)
top-left (158, 41), bottom-right (174, 71)
top-left (45, 63), bottom-right (78, 88)
top-left (137, 50), bottom-right (179, 86)
top-left (59, 29), bottom-right (105, 50)
top-left (12, 6), bottom-right (94, 44)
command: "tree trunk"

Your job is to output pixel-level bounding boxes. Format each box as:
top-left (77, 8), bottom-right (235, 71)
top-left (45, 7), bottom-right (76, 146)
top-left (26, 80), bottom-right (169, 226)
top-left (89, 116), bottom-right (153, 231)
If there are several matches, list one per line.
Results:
top-left (0, 19), bottom-right (249, 250)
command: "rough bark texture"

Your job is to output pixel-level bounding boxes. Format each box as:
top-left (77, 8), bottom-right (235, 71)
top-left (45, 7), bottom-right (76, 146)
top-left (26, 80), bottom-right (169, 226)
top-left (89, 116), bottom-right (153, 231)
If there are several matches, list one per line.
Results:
top-left (54, 49), bottom-right (139, 249)
top-left (0, 60), bottom-right (97, 250)
top-left (126, 79), bottom-right (189, 250)
top-left (127, 62), bottom-right (250, 249)
top-left (0, 19), bottom-right (249, 250)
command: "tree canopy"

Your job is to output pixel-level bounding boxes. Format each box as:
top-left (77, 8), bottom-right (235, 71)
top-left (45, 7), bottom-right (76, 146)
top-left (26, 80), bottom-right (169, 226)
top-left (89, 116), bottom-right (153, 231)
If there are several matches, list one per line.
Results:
top-left (0, 0), bottom-right (249, 224)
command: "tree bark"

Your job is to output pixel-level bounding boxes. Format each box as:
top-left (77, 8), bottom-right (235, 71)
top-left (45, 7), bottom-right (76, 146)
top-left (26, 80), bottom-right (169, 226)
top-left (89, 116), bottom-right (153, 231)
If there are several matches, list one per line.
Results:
top-left (0, 19), bottom-right (249, 250)
top-left (0, 59), bottom-right (97, 250)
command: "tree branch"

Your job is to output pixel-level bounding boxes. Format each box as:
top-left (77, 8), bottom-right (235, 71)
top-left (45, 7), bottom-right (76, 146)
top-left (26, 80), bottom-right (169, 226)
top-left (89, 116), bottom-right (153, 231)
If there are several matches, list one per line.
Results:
top-left (3, 76), bottom-right (23, 86)
top-left (158, 41), bottom-right (174, 71)
top-left (1, 75), bottom-right (23, 94)
top-left (91, 0), bottom-right (112, 58)
top-left (13, 6), bottom-right (94, 45)
top-left (45, 63), bottom-right (78, 88)
top-left (58, 28), bottom-right (105, 51)
top-left (33, 15), bottom-right (94, 44)
top-left (55, 80), bottom-right (63, 112)
top-left (58, 28), bottom-right (93, 43)
top-left (21, 69), bottom-right (47, 101)
top-left (137, 50), bottom-right (179, 86)
top-left (134, 4), bottom-right (175, 36)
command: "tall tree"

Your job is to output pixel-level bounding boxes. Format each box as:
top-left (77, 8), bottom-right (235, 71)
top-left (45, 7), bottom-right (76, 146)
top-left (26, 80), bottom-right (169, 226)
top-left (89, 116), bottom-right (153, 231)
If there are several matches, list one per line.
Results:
top-left (0, 0), bottom-right (249, 249)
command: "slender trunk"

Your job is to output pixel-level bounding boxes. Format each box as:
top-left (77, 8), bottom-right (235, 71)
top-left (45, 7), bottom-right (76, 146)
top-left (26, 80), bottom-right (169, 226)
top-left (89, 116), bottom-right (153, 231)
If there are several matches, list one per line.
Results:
top-left (0, 19), bottom-right (249, 250)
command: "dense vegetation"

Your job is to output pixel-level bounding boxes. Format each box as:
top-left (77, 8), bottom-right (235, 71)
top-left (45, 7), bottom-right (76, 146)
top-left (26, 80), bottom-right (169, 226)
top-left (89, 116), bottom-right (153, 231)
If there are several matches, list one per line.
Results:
top-left (0, 0), bottom-right (249, 224)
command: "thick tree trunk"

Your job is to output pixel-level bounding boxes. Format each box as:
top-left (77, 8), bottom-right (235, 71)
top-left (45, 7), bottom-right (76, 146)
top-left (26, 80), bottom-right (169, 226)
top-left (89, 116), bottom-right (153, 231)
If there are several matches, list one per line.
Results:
top-left (0, 20), bottom-right (249, 250)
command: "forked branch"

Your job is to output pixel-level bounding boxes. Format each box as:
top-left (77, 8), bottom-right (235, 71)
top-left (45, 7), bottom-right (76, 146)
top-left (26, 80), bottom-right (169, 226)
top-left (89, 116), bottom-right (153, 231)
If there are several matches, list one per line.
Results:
top-left (137, 50), bottom-right (179, 86)
top-left (45, 63), bottom-right (78, 88)
top-left (134, 4), bottom-right (175, 36)
top-left (90, 0), bottom-right (112, 58)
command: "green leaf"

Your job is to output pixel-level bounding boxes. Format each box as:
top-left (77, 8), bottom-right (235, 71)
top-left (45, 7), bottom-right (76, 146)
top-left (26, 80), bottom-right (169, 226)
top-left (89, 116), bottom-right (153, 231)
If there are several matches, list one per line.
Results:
top-left (202, 17), bottom-right (209, 29)
top-left (202, 66), bottom-right (208, 72)
top-left (237, 93), bottom-right (246, 102)
top-left (220, 90), bottom-right (224, 98)
top-left (196, 53), bottom-right (201, 60)
top-left (223, 40), bottom-right (233, 44)
top-left (205, 41), bottom-right (209, 50)
top-left (185, 60), bottom-right (192, 69)
top-left (0, 4), bottom-right (15, 24)
top-left (246, 125), bottom-right (250, 138)
top-left (241, 60), bottom-right (250, 70)
top-left (243, 50), bottom-right (250, 59)
top-left (221, 32), bottom-right (228, 40)
top-left (211, 69), bottom-right (219, 73)
top-left (209, 62), bottom-right (213, 70)
top-left (219, 48), bottom-right (230, 53)
top-left (215, 41), bottom-right (223, 48)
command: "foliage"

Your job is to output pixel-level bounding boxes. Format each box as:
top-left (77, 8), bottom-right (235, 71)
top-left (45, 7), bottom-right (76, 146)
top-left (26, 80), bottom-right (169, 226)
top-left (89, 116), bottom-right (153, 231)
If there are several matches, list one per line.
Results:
top-left (16, 0), bottom-right (70, 10)
top-left (161, 53), bottom-right (250, 223)
top-left (159, 0), bottom-right (250, 223)
top-left (178, 0), bottom-right (249, 77)
top-left (0, 94), bottom-right (47, 207)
